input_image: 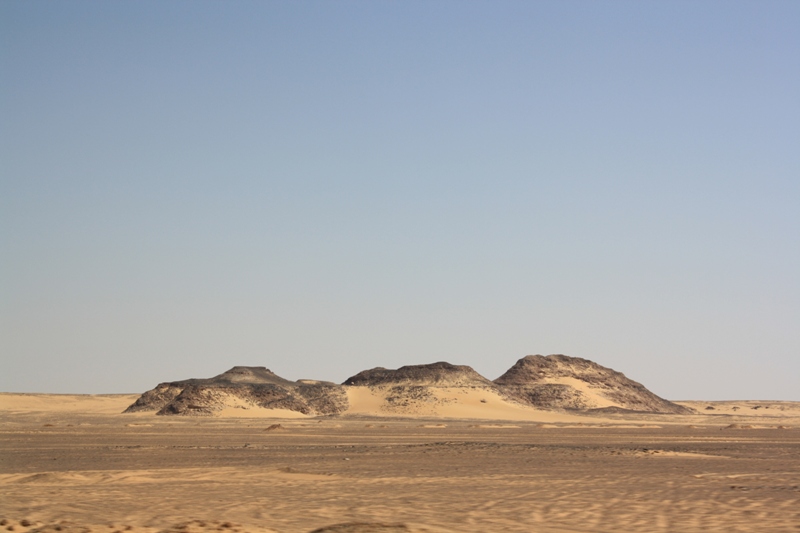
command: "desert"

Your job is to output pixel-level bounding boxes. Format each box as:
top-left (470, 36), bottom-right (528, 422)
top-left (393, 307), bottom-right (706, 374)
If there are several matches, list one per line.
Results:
top-left (6, 2), bottom-right (798, 531)
top-left (2, 355), bottom-right (799, 533)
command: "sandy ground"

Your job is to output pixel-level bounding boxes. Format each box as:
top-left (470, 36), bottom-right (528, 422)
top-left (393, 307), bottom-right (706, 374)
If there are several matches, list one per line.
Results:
top-left (1, 394), bottom-right (799, 532)
top-left (342, 387), bottom-right (603, 423)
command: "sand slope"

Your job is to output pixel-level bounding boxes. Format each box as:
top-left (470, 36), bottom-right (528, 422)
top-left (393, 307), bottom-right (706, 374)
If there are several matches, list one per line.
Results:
top-left (344, 386), bottom-right (594, 423)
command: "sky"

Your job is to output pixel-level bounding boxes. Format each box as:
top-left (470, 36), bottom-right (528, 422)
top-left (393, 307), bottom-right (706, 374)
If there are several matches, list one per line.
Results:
top-left (1, 1), bottom-right (798, 400)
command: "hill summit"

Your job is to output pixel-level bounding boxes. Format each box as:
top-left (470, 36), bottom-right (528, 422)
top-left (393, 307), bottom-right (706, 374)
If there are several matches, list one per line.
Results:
top-left (344, 361), bottom-right (493, 387)
top-left (494, 354), bottom-right (691, 414)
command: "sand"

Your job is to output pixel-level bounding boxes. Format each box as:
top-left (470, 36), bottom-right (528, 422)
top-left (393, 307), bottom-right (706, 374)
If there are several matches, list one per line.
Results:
top-left (1, 393), bottom-right (799, 532)
top-left (0, 393), bottom-right (139, 414)
top-left (343, 386), bottom-right (602, 423)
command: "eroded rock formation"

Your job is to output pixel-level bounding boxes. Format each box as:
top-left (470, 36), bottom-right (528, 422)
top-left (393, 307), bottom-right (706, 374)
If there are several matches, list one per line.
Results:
top-left (494, 354), bottom-right (692, 414)
top-left (124, 366), bottom-right (348, 416)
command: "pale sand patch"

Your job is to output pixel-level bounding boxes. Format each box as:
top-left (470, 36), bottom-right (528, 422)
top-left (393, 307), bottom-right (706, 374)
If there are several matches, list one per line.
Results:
top-left (0, 393), bottom-right (139, 414)
top-left (213, 394), bottom-right (312, 418)
top-left (676, 400), bottom-right (800, 417)
top-left (528, 376), bottom-right (618, 408)
top-left (344, 386), bottom-right (386, 414)
top-left (633, 450), bottom-right (726, 459)
top-left (216, 406), bottom-right (310, 418)
top-left (0, 467), bottom-right (340, 486)
top-left (602, 424), bottom-right (663, 428)
top-left (272, 467), bottom-right (338, 481)
top-left (672, 401), bottom-right (800, 429)
top-left (423, 387), bottom-right (612, 423)
top-left (467, 424), bottom-right (520, 429)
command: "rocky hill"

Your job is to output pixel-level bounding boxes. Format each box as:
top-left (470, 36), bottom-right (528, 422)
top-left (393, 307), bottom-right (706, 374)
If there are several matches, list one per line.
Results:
top-left (124, 366), bottom-right (347, 416)
top-left (494, 354), bottom-right (692, 414)
top-left (343, 362), bottom-right (504, 415)
top-left (125, 356), bottom-right (691, 417)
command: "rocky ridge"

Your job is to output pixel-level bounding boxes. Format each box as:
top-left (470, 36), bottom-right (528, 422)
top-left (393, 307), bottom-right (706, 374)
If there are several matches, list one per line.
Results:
top-left (125, 355), bottom-right (691, 416)
top-left (124, 366), bottom-right (347, 416)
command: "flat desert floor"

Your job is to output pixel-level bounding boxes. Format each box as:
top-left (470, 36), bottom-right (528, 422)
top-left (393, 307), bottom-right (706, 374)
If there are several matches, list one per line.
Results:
top-left (1, 394), bottom-right (799, 532)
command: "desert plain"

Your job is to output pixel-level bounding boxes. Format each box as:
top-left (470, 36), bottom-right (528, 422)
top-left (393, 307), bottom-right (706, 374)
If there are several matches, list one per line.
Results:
top-left (2, 391), bottom-right (800, 533)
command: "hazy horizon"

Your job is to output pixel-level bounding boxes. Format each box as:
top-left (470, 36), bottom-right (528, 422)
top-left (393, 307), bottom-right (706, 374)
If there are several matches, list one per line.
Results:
top-left (2, 1), bottom-right (798, 400)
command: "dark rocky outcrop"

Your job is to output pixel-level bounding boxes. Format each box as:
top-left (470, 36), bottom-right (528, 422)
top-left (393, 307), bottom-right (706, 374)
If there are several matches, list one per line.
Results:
top-left (124, 383), bottom-right (184, 413)
top-left (124, 366), bottom-right (348, 416)
top-left (494, 354), bottom-right (692, 414)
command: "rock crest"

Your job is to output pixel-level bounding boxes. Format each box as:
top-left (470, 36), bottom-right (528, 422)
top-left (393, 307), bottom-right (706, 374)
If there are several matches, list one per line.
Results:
top-left (344, 361), bottom-right (494, 387)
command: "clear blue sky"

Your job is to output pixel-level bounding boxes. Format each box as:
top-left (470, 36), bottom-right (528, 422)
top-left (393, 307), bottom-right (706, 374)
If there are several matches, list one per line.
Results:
top-left (2, 1), bottom-right (798, 399)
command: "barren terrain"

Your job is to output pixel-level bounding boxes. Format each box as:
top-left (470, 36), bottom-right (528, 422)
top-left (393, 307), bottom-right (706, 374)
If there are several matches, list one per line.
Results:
top-left (1, 393), bottom-right (799, 532)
